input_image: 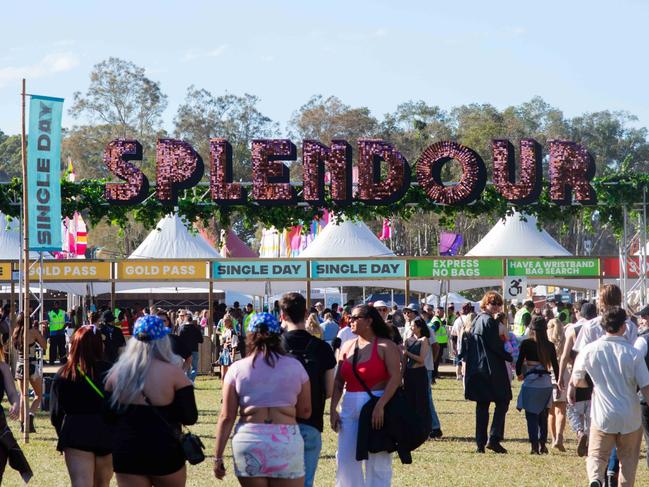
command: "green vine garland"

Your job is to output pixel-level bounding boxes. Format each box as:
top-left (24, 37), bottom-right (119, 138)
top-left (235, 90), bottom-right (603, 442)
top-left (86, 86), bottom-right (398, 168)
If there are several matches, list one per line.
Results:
top-left (0, 173), bottom-right (645, 235)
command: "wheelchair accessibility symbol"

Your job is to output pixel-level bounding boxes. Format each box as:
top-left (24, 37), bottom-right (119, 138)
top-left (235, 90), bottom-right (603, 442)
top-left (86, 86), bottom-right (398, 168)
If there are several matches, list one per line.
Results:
top-left (505, 276), bottom-right (527, 300)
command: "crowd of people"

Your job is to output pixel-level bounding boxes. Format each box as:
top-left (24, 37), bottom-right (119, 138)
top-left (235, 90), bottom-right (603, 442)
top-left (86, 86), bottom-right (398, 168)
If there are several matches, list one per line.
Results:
top-left (460, 285), bottom-right (649, 487)
top-left (0, 284), bottom-right (646, 485)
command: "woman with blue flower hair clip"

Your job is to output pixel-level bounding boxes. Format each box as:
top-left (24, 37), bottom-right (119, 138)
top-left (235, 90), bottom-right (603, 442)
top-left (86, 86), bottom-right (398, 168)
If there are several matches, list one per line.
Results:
top-left (105, 314), bottom-right (198, 486)
top-left (214, 312), bottom-right (312, 485)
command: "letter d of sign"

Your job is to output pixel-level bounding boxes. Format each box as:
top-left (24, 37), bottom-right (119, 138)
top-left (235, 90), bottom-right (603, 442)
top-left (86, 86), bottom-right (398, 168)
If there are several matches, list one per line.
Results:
top-left (548, 140), bottom-right (596, 205)
top-left (104, 140), bottom-right (150, 205)
top-left (251, 139), bottom-right (297, 205)
top-left (156, 139), bottom-right (205, 205)
top-left (416, 141), bottom-right (486, 205)
top-left (492, 139), bottom-right (542, 204)
top-left (357, 140), bottom-right (411, 204)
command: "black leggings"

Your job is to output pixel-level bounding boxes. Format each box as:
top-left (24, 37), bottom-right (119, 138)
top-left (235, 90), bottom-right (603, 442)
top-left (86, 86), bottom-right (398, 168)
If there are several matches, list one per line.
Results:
top-left (525, 408), bottom-right (549, 447)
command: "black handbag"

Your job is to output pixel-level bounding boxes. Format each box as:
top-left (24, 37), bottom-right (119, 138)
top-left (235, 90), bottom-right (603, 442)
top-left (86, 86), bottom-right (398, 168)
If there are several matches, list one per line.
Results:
top-left (144, 393), bottom-right (205, 465)
top-left (179, 429), bottom-right (206, 465)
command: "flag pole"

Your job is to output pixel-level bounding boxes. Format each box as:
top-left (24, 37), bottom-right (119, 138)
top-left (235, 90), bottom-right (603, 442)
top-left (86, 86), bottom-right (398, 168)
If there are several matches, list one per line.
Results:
top-left (20, 78), bottom-right (31, 443)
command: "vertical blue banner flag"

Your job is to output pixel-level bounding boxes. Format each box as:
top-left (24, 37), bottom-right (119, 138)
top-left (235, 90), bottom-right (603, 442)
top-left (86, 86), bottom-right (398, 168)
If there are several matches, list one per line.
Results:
top-left (27, 95), bottom-right (64, 251)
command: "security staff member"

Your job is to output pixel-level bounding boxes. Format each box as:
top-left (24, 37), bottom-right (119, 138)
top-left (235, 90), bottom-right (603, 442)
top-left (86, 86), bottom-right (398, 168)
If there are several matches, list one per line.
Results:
top-left (557, 303), bottom-right (570, 324)
top-left (48, 301), bottom-right (67, 364)
top-left (431, 307), bottom-right (448, 378)
top-left (513, 300), bottom-right (534, 337)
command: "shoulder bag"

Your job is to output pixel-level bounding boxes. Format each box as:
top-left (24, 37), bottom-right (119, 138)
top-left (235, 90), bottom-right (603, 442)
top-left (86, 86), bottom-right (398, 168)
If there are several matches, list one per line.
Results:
top-left (143, 393), bottom-right (205, 465)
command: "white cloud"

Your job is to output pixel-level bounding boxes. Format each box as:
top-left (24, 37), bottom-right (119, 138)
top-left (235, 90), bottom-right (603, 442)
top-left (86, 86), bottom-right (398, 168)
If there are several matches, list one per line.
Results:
top-left (182, 45), bottom-right (228, 62)
top-left (0, 52), bottom-right (80, 88)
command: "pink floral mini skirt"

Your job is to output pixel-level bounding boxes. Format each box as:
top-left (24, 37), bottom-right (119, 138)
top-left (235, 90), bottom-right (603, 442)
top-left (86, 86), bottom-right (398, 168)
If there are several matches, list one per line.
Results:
top-left (232, 423), bottom-right (304, 478)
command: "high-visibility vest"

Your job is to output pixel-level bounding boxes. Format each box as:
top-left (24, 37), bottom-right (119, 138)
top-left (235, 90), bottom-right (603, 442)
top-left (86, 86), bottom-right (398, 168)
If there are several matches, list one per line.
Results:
top-left (514, 308), bottom-right (531, 336)
top-left (558, 309), bottom-right (569, 323)
top-left (243, 313), bottom-right (253, 334)
top-left (48, 309), bottom-right (66, 333)
top-left (431, 317), bottom-right (448, 344)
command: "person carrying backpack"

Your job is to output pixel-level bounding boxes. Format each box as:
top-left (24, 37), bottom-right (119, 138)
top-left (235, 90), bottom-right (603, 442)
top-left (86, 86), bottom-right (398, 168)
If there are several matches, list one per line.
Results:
top-left (280, 292), bottom-right (336, 487)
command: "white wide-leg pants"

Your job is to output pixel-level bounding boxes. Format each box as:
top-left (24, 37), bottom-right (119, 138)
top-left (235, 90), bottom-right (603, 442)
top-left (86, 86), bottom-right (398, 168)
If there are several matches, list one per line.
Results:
top-left (336, 390), bottom-right (392, 487)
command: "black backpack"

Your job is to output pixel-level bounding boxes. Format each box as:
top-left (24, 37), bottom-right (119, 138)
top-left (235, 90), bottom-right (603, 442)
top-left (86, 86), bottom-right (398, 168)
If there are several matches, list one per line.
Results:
top-left (283, 336), bottom-right (323, 410)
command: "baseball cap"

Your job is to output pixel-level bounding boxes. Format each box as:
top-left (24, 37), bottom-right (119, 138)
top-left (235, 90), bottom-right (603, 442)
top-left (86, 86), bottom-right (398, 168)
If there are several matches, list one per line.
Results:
top-left (248, 312), bottom-right (282, 334)
top-left (133, 315), bottom-right (171, 342)
top-left (404, 303), bottom-right (419, 313)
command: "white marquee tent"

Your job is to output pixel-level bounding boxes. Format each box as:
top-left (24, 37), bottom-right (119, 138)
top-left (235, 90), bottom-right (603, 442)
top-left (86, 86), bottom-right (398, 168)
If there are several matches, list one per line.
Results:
top-left (446, 212), bottom-right (600, 292)
top-left (299, 219), bottom-right (437, 293)
top-left (300, 219), bottom-right (395, 258)
top-left (466, 212), bottom-right (570, 257)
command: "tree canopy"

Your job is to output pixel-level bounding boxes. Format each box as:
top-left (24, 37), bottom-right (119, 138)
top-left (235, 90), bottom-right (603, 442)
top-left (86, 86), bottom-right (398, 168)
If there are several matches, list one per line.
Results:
top-left (2, 58), bottom-right (649, 256)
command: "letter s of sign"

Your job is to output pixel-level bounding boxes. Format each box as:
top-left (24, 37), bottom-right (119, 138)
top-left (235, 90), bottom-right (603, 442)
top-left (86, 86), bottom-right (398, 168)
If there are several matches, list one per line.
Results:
top-left (104, 140), bottom-right (150, 205)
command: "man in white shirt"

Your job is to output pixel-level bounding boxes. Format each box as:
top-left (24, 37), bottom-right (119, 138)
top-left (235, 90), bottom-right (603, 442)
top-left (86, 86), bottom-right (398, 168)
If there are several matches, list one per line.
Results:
top-left (569, 307), bottom-right (649, 487)
top-left (573, 285), bottom-right (638, 354)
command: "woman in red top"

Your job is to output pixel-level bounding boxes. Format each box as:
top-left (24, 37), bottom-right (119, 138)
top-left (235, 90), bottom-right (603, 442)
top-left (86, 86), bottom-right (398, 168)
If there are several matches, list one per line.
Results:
top-left (330, 304), bottom-right (401, 487)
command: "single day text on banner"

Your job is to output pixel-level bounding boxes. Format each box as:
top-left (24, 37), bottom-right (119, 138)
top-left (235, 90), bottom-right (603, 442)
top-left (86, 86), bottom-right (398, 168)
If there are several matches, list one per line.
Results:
top-left (310, 260), bottom-right (406, 279)
top-left (213, 260), bottom-right (307, 280)
top-left (27, 95), bottom-right (64, 252)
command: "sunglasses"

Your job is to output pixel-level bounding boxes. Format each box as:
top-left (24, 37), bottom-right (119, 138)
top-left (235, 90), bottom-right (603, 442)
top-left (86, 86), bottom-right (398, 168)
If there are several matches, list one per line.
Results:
top-left (350, 315), bottom-right (366, 321)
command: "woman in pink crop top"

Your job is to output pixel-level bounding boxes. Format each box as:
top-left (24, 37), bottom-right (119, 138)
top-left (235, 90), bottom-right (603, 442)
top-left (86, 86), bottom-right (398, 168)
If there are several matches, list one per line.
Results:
top-left (214, 312), bottom-right (311, 485)
top-left (330, 304), bottom-right (401, 487)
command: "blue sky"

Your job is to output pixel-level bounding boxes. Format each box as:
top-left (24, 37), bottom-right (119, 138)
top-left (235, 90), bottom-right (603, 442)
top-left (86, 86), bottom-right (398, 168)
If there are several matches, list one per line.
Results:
top-left (1, 0), bottom-right (647, 135)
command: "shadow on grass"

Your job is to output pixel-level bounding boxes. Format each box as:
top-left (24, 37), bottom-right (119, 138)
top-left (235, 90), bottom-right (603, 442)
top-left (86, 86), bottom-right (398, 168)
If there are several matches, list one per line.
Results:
top-left (441, 436), bottom-right (531, 444)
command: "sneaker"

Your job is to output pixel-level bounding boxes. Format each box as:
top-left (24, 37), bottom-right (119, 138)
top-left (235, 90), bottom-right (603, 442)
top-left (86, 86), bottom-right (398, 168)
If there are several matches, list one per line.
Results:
top-left (475, 446), bottom-right (485, 453)
top-left (486, 442), bottom-right (508, 454)
top-left (589, 481), bottom-right (602, 487)
top-left (539, 443), bottom-right (549, 454)
top-left (577, 433), bottom-right (588, 457)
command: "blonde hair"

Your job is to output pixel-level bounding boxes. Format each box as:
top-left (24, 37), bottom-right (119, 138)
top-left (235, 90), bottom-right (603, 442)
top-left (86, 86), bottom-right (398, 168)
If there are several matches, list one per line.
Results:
top-left (547, 318), bottom-right (565, 356)
top-left (223, 313), bottom-right (234, 329)
top-left (463, 312), bottom-right (476, 333)
top-left (305, 313), bottom-right (321, 336)
top-left (106, 336), bottom-right (182, 409)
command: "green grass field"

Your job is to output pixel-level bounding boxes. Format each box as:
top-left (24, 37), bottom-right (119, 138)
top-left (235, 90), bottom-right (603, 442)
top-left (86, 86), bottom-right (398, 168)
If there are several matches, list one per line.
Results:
top-left (3, 376), bottom-right (648, 486)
